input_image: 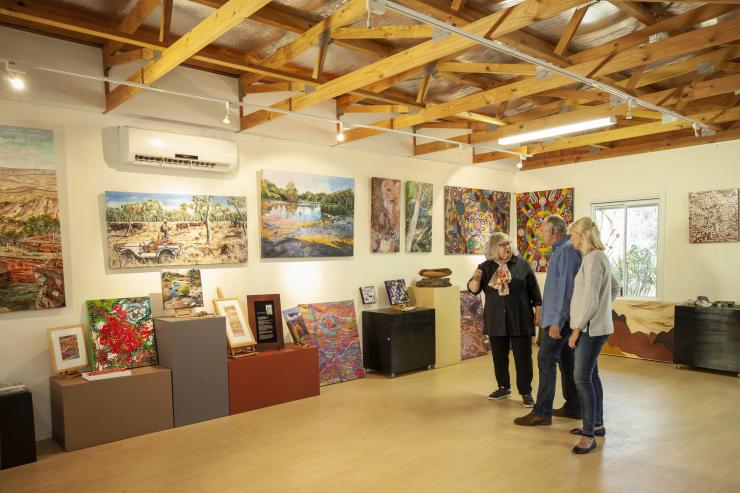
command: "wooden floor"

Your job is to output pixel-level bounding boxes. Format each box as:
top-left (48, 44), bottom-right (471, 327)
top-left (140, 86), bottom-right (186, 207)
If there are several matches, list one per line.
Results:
top-left (2, 354), bottom-right (739, 493)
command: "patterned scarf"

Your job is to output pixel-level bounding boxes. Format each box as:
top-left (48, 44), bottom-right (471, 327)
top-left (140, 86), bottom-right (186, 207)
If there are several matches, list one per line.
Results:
top-left (489, 253), bottom-right (513, 296)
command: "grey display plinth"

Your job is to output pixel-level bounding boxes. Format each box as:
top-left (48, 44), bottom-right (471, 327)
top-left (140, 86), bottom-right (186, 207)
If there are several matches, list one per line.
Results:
top-left (154, 316), bottom-right (229, 427)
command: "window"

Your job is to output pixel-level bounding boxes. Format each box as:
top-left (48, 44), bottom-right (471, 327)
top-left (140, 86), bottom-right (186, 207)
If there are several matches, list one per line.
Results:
top-left (592, 198), bottom-right (660, 298)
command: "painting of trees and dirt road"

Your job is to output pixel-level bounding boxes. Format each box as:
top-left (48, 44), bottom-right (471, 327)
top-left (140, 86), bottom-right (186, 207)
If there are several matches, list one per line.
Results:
top-left (0, 125), bottom-right (65, 313)
top-left (105, 192), bottom-right (247, 269)
top-left (261, 169), bottom-right (355, 258)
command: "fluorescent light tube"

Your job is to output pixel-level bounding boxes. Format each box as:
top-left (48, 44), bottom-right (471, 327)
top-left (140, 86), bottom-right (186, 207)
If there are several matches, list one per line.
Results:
top-left (498, 117), bottom-right (616, 146)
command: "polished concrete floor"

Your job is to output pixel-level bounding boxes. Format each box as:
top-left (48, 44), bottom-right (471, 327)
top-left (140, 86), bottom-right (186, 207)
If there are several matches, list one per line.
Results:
top-left (1, 353), bottom-right (739, 493)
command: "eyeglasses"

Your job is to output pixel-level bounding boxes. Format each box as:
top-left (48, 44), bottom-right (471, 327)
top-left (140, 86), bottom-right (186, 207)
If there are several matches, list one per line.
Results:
top-left (497, 241), bottom-right (511, 247)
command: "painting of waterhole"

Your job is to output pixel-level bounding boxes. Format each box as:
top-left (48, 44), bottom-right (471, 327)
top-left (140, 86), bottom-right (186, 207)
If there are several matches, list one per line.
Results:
top-left (105, 192), bottom-right (247, 269)
top-left (261, 169), bottom-right (355, 258)
top-left (0, 125), bottom-right (65, 313)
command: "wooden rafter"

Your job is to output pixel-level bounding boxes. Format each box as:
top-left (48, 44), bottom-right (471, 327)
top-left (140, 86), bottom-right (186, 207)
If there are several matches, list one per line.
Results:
top-left (436, 62), bottom-right (536, 75)
top-left (105, 0), bottom-right (273, 112)
top-left (160, 0), bottom-right (173, 43)
top-left (608, 1), bottom-right (657, 26)
top-left (331, 25), bottom-right (433, 40)
top-left (102, 0), bottom-right (160, 59)
top-left (554, 6), bottom-right (588, 56)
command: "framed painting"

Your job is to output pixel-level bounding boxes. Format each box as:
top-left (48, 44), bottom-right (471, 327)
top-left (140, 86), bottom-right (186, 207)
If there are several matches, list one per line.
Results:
top-left (444, 186), bottom-right (510, 254)
top-left (371, 177), bottom-right (401, 253)
top-left (161, 268), bottom-right (203, 310)
top-left (213, 297), bottom-right (256, 348)
top-left (48, 325), bottom-right (88, 373)
top-left (516, 188), bottom-right (574, 272)
top-left (282, 307), bottom-right (311, 345)
top-left (0, 125), bottom-right (65, 312)
top-left (385, 279), bottom-right (410, 306)
top-left (359, 285), bottom-right (377, 304)
top-left (86, 297), bottom-right (157, 371)
top-left (105, 191), bottom-right (247, 269)
top-left (688, 188), bottom-right (739, 243)
top-left (405, 181), bottom-right (433, 253)
top-left (260, 169), bottom-right (355, 258)
top-left (246, 294), bottom-right (284, 351)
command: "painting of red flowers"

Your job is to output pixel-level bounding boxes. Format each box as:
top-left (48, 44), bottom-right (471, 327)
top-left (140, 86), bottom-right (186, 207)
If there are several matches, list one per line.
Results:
top-left (86, 297), bottom-right (158, 371)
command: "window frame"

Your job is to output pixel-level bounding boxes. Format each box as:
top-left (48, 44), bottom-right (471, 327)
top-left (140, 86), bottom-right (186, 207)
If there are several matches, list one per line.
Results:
top-left (590, 194), bottom-right (665, 300)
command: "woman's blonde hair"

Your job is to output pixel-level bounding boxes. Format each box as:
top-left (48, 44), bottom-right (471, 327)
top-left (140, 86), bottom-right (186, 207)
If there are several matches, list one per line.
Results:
top-left (569, 216), bottom-right (605, 254)
top-left (484, 232), bottom-right (518, 261)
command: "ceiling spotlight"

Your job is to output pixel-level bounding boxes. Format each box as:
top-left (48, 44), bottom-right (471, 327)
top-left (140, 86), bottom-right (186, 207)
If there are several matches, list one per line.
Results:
top-left (222, 101), bottom-right (230, 124)
top-left (517, 159), bottom-right (524, 169)
top-left (336, 122), bottom-right (345, 142)
top-left (4, 61), bottom-right (25, 91)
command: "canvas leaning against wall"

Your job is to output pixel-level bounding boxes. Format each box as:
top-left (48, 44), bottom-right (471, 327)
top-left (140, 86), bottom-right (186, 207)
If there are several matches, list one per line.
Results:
top-left (371, 177), bottom-right (401, 253)
top-left (105, 192), bottom-right (247, 269)
top-left (405, 181), bottom-right (432, 253)
top-left (261, 169), bottom-right (355, 258)
top-left (516, 188), bottom-right (574, 272)
top-left (603, 300), bottom-right (675, 363)
top-left (0, 125), bottom-right (65, 312)
top-left (444, 186), bottom-right (510, 255)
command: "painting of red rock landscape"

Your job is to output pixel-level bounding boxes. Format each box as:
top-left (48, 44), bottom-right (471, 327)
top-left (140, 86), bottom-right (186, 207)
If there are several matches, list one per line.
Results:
top-left (603, 300), bottom-right (675, 363)
top-left (0, 125), bottom-right (65, 312)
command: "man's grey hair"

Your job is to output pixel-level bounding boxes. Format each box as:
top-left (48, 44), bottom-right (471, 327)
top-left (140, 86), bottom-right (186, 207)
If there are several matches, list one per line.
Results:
top-left (484, 232), bottom-right (518, 261)
top-left (543, 214), bottom-right (568, 237)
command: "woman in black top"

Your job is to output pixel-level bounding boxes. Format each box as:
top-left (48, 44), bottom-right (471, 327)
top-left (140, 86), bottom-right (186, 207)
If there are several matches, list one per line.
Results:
top-left (468, 232), bottom-right (542, 407)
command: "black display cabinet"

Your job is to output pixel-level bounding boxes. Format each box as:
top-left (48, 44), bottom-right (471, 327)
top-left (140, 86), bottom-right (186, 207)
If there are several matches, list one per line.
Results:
top-left (0, 386), bottom-right (37, 469)
top-left (674, 305), bottom-right (740, 374)
top-left (362, 307), bottom-right (435, 377)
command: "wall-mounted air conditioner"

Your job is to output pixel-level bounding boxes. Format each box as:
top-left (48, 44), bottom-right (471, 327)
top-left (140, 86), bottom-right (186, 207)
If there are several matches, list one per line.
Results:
top-left (102, 126), bottom-right (238, 173)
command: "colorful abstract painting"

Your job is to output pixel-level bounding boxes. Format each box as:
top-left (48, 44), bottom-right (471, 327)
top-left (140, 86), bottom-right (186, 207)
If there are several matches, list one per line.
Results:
top-left (460, 291), bottom-right (489, 360)
top-left (261, 170), bottom-right (355, 258)
top-left (405, 181), bottom-right (433, 253)
top-left (516, 188), bottom-right (574, 272)
top-left (385, 279), bottom-right (410, 306)
top-left (603, 300), bottom-right (675, 363)
top-left (105, 192), bottom-right (247, 268)
top-left (161, 268), bottom-right (203, 310)
top-left (86, 297), bottom-right (157, 371)
top-left (283, 307), bottom-right (311, 345)
top-left (371, 177), bottom-right (401, 253)
top-left (359, 285), bottom-right (377, 304)
top-left (0, 125), bottom-right (65, 312)
top-left (298, 300), bottom-right (365, 386)
top-left (688, 189), bottom-right (739, 243)
top-left (444, 186), bottom-right (510, 254)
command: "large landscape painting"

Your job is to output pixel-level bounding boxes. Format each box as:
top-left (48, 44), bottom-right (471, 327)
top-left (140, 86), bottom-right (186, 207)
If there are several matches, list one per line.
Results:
top-left (0, 125), bottom-right (65, 312)
top-left (261, 169), bottom-right (354, 258)
top-left (105, 192), bottom-right (247, 269)
top-left (516, 188), bottom-right (574, 272)
top-left (444, 186), bottom-right (510, 255)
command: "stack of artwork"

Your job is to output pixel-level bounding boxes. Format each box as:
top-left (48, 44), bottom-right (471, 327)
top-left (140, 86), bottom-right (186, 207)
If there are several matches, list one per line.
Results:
top-left (405, 181), bottom-right (433, 253)
top-left (371, 177), bottom-right (401, 253)
top-left (688, 188), bottom-right (739, 243)
top-left (86, 297), bottom-right (158, 371)
top-left (516, 188), bottom-right (574, 272)
top-left (603, 300), bottom-right (675, 363)
top-left (444, 186), bottom-right (510, 254)
top-left (105, 191), bottom-right (247, 268)
top-left (260, 169), bottom-right (355, 258)
top-left (298, 300), bottom-right (365, 386)
top-left (0, 125), bottom-right (65, 312)
top-left (460, 291), bottom-right (488, 359)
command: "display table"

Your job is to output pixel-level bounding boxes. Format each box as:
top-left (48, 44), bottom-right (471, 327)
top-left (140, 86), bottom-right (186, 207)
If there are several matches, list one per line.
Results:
top-left (0, 386), bottom-right (36, 469)
top-left (362, 308), bottom-right (435, 377)
top-left (410, 286), bottom-right (461, 368)
top-left (154, 316), bottom-right (229, 427)
top-left (228, 345), bottom-right (319, 414)
top-left (674, 305), bottom-right (740, 373)
top-left (50, 366), bottom-right (173, 451)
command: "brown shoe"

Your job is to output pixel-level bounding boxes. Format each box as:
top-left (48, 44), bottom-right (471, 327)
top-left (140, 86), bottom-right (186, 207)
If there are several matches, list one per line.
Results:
top-left (552, 406), bottom-right (581, 419)
top-left (513, 411), bottom-right (552, 426)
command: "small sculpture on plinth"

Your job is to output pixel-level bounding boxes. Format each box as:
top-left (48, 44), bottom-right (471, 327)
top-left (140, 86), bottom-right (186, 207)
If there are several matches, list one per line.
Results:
top-left (416, 268), bottom-right (452, 288)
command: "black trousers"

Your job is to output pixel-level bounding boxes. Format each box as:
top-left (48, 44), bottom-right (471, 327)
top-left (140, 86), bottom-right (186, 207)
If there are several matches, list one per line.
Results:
top-left (490, 335), bottom-right (533, 395)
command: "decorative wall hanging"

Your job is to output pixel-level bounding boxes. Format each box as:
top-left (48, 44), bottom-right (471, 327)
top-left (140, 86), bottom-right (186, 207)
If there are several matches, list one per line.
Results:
top-left (444, 186), bottom-right (510, 254)
top-left (371, 177), bottom-right (401, 253)
top-left (405, 181), bottom-right (433, 253)
top-left (688, 188), bottom-right (739, 243)
top-left (516, 188), bottom-right (574, 272)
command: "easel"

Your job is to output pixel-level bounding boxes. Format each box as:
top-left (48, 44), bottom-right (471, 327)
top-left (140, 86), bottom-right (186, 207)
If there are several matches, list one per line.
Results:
top-left (174, 307), bottom-right (193, 318)
top-left (227, 344), bottom-right (257, 359)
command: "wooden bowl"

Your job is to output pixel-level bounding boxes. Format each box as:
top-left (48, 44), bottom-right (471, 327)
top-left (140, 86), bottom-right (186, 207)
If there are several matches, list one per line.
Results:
top-left (418, 268), bottom-right (452, 279)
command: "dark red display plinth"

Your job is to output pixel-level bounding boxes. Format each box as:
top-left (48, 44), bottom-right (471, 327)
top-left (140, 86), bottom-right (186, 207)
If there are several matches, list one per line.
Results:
top-left (227, 344), bottom-right (319, 414)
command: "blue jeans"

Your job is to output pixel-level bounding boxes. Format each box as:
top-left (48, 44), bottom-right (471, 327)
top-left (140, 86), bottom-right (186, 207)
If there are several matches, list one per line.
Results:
top-left (533, 323), bottom-right (580, 417)
top-left (574, 332), bottom-right (609, 438)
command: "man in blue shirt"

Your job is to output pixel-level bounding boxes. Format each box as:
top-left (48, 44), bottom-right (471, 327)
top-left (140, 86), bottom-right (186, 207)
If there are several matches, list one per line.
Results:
top-left (514, 214), bottom-right (582, 426)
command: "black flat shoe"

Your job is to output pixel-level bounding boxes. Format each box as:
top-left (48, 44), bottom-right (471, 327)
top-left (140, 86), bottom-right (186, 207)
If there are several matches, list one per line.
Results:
top-left (570, 426), bottom-right (606, 437)
top-left (572, 439), bottom-right (597, 455)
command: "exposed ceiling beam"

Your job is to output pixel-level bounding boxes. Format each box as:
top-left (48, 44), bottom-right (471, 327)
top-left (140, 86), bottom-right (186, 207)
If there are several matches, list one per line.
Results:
top-left (102, 0), bottom-right (160, 58)
top-left (105, 0), bottom-right (273, 112)
top-left (554, 6), bottom-right (588, 56)
top-left (609, 1), bottom-right (657, 26)
top-left (436, 62), bottom-right (536, 75)
top-left (160, 0), bottom-right (173, 43)
top-left (331, 25), bottom-right (433, 40)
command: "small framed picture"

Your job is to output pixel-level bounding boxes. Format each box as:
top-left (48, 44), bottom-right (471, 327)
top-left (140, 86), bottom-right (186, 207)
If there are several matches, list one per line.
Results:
top-left (161, 268), bottom-right (203, 310)
top-left (213, 298), bottom-right (256, 348)
top-left (385, 279), bottom-right (410, 306)
top-left (48, 325), bottom-right (88, 373)
top-left (282, 307), bottom-right (311, 345)
top-left (359, 286), bottom-right (377, 304)
top-left (246, 294), bottom-right (284, 351)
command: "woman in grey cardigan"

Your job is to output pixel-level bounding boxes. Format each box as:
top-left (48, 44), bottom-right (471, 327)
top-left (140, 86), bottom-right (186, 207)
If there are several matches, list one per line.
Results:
top-left (567, 217), bottom-right (620, 455)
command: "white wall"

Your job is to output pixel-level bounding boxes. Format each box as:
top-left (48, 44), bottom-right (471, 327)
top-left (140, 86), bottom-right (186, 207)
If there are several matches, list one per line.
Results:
top-left (516, 140), bottom-right (740, 303)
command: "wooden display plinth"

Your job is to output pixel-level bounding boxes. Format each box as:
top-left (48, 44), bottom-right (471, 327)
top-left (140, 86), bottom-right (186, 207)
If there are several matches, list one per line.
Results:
top-left (50, 366), bottom-right (173, 451)
top-left (411, 286), bottom-right (461, 369)
top-left (154, 316), bottom-right (230, 427)
top-left (228, 345), bottom-right (319, 414)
